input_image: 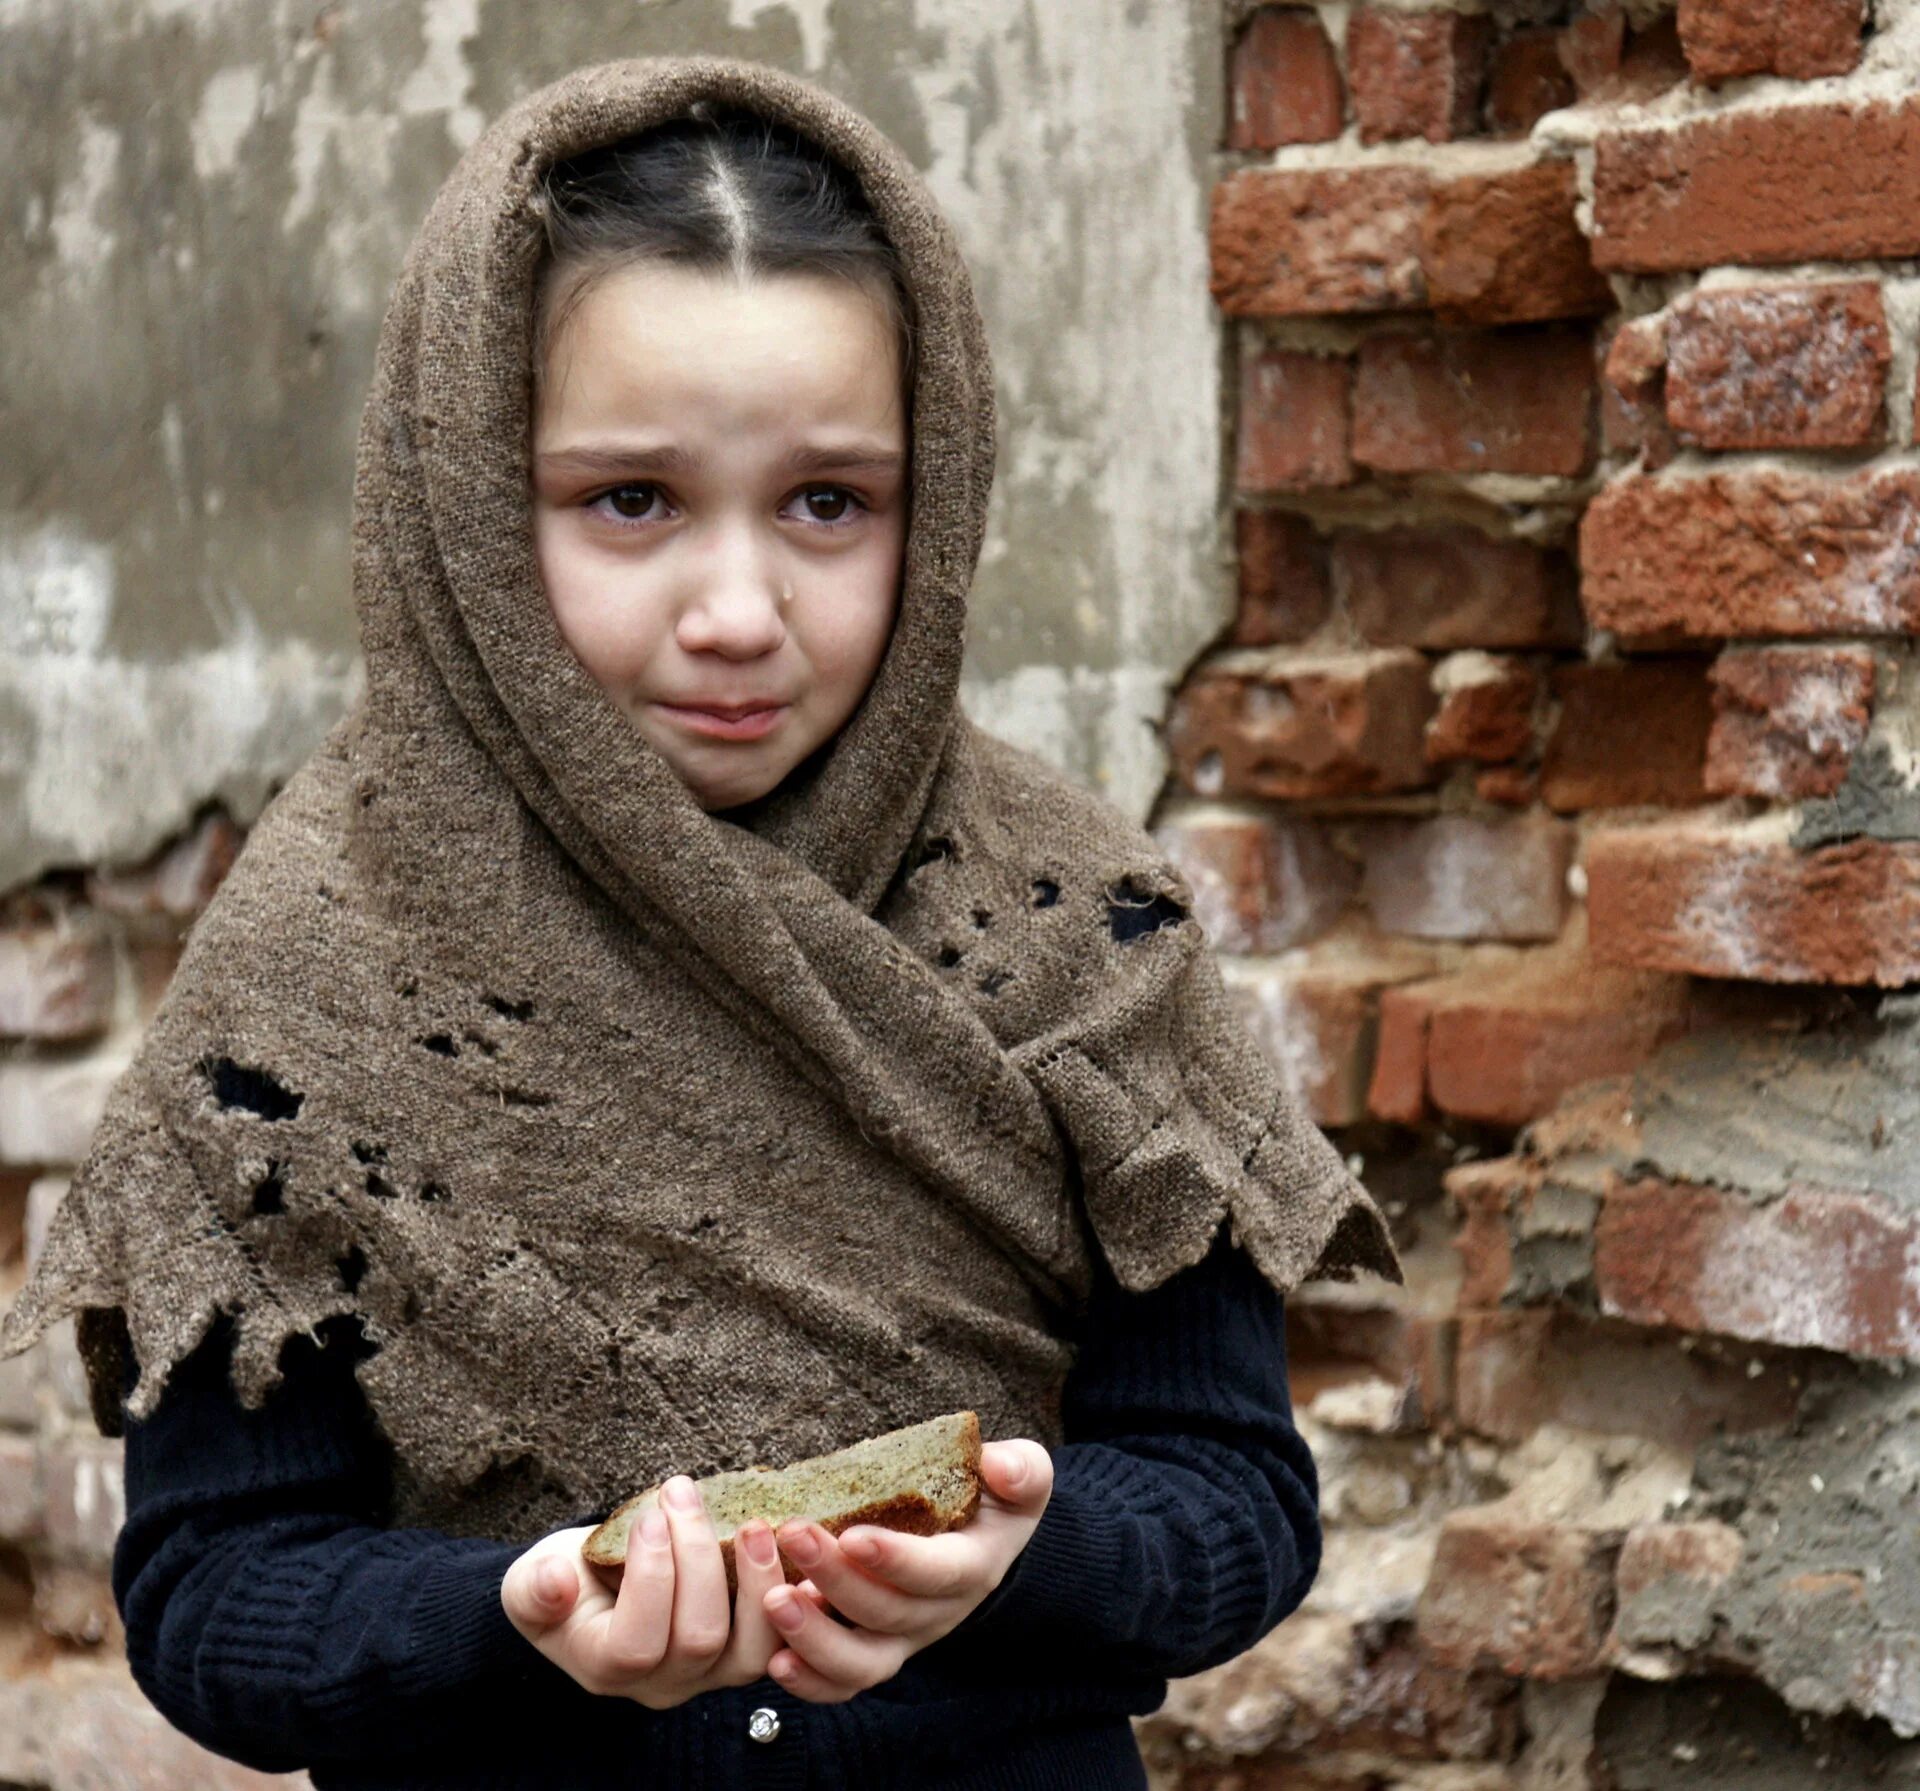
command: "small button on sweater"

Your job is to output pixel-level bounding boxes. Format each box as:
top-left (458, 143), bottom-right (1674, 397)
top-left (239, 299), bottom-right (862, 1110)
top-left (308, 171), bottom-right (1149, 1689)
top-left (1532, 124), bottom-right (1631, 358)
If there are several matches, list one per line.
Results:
top-left (111, 1227), bottom-right (1320, 1790)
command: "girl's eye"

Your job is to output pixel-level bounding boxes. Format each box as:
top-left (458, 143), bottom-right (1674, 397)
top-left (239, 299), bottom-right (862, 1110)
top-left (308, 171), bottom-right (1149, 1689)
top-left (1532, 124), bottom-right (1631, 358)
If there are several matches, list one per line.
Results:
top-left (792, 485), bottom-right (867, 528)
top-left (582, 483), bottom-right (868, 533)
top-left (588, 483), bottom-right (669, 527)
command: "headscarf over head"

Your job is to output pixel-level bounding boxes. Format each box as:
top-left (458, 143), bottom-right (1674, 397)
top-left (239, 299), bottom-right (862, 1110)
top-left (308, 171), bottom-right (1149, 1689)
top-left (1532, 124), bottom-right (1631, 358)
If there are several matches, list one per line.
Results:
top-left (1, 56), bottom-right (1401, 1541)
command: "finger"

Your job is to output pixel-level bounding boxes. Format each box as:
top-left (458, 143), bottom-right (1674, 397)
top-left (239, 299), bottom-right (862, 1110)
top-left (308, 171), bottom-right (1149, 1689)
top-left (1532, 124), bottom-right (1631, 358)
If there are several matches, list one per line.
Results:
top-left (662, 1476), bottom-right (730, 1668)
top-left (777, 1522), bottom-right (922, 1634)
top-left (768, 1644), bottom-right (862, 1705)
top-left (978, 1440), bottom-right (1053, 1513)
top-left (763, 1582), bottom-right (910, 1691)
top-left (722, 1520), bottom-right (784, 1679)
top-left (502, 1550), bottom-right (572, 1632)
top-left (830, 1525), bottom-right (987, 1601)
top-left (600, 1506), bottom-right (674, 1673)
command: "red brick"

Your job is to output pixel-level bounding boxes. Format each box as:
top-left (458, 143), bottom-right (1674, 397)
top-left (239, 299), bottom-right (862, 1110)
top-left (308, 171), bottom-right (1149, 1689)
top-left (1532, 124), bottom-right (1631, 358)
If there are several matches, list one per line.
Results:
top-left (1580, 466), bottom-right (1920, 640)
top-left (1352, 328), bottom-right (1595, 477)
top-left (1356, 811), bottom-right (1575, 942)
top-left (1369, 978), bottom-right (1437, 1125)
top-left (1229, 8), bottom-right (1345, 148)
top-left (1411, 948), bottom-right (1694, 1127)
top-left (1599, 314), bottom-right (1678, 467)
top-left (1447, 1159), bottom-right (1523, 1302)
top-left (1704, 645), bottom-right (1875, 800)
top-left (1679, 0), bottom-right (1863, 82)
top-left (1613, 1521), bottom-right (1745, 1650)
top-left (1475, 763), bottom-right (1540, 806)
top-left (1221, 925), bottom-right (1444, 1126)
top-left (1425, 654), bottom-right (1538, 764)
top-left (1347, 8), bottom-right (1491, 144)
top-left (1336, 525), bottom-right (1583, 650)
top-left (1540, 660), bottom-right (1713, 811)
top-left (1166, 650), bottom-right (1438, 799)
top-left (1563, 9), bottom-right (1689, 100)
top-left (1234, 510), bottom-right (1331, 645)
top-left (1596, 1177), bottom-right (1920, 1358)
top-left (1236, 349), bottom-right (1354, 492)
top-left (1211, 167), bottom-right (1431, 316)
top-left (1417, 1511), bottom-right (1621, 1680)
top-left (1586, 815), bottom-right (1920, 985)
top-left (1152, 810), bottom-right (1356, 953)
top-left (1591, 100), bottom-right (1920, 273)
top-left (1485, 27), bottom-right (1577, 135)
top-left (1560, 4), bottom-right (1628, 92)
top-left (1453, 1308), bottom-right (1800, 1447)
top-left (87, 810), bottom-right (241, 923)
top-left (1421, 160), bottom-right (1612, 325)
top-left (0, 901), bottom-right (114, 1042)
top-left (1665, 282), bottom-right (1889, 451)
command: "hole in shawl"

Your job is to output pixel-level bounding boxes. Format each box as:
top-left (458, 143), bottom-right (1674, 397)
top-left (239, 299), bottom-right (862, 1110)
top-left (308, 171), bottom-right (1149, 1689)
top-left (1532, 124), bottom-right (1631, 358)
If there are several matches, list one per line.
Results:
top-left (337, 1245), bottom-right (368, 1293)
top-left (936, 945), bottom-right (963, 969)
top-left (910, 836), bottom-right (955, 873)
top-left (1105, 878), bottom-right (1188, 945)
top-left (499, 1087), bottom-right (553, 1109)
top-left (978, 970), bottom-right (1013, 997)
top-left (203, 1057), bottom-right (304, 1121)
top-left (1031, 879), bottom-right (1061, 908)
top-left (971, 907), bottom-right (992, 930)
top-left (419, 1181), bottom-right (450, 1203)
top-left (419, 1034), bottom-right (458, 1058)
top-left (484, 994), bottom-right (534, 1022)
top-left (398, 978), bottom-right (418, 999)
top-left (251, 1162), bottom-right (287, 1216)
top-left (365, 1171), bottom-right (398, 1201)
top-left (352, 1142), bottom-right (387, 1165)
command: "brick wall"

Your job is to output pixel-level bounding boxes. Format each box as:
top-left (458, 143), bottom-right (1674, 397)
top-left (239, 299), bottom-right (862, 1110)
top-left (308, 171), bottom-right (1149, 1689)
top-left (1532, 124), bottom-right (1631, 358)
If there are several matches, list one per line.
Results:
top-left (1139, 0), bottom-right (1920, 1784)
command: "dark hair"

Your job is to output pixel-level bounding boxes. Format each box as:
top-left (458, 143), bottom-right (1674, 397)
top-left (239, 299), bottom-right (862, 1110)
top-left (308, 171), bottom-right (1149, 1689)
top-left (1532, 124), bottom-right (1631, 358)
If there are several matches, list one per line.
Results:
top-left (531, 101), bottom-right (918, 399)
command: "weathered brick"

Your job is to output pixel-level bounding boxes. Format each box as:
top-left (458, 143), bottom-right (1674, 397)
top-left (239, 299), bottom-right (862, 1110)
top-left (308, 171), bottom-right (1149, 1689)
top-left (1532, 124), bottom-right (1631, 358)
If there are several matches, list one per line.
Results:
top-left (1212, 166), bottom-right (1431, 316)
top-left (1288, 1293), bottom-right (1453, 1422)
top-left (0, 1038), bottom-right (129, 1165)
top-left (1453, 1308), bottom-right (1800, 1447)
top-left (1599, 313), bottom-right (1678, 467)
top-left (1426, 653), bottom-right (1539, 764)
top-left (1357, 812), bottom-right (1575, 943)
top-left (1421, 160), bottom-right (1612, 326)
top-left (1347, 7), bottom-right (1491, 144)
top-left (1166, 649), bottom-right (1438, 799)
top-left (1560, 3), bottom-right (1628, 91)
top-left (1596, 1177), bottom-right (1920, 1358)
top-left (1485, 27), bottom-right (1577, 135)
top-left (1665, 282), bottom-right (1889, 451)
top-left (1234, 509), bottom-right (1330, 645)
top-left (1336, 525), bottom-right (1583, 651)
top-left (1586, 815), bottom-right (1920, 985)
top-left (0, 902), bottom-right (114, 1043)
top-left (1418, 1511), bottom-right (1621, 1680)
top-left (1678, 0), bottom-right (1863, 83)
top-left (1540, 660), bottom-right (1713, 811)
top-left (1612, 1520), bottom-right (1744, 1650)
top-left (1237, 349), bottom-right (1353, 492)
top-left (87, 810), bottom-right (241, 924)
top-left (1386, 949), bottom-right (1694, 1128)
top-left (0, 1430), bottom-right (41, 1542)
top-left (1580, 466), bottom-right (1920, 640)
top-left (1229, 7), bottom-right (1345, 148)
top-left (1562, 9), bottom-right (1692, 101)
top-left (41, 1435), bottom-right (125, 1565)
top-left (32, 1559), bottom-right (120, 1648)
top-left (1153, 809), bottom-right (1356, 953)
top-left (1592, 100), bottom-right (1920, 273)
top-left (1222, 926), bottom-right (1444, 1125)
top-left (1447, 1158), bottom-right (1526, 1303)
top-left (1475, 763), bottom-right (1540, 806)
top-left (1353, 328), bottom-right (1595, 478)
top-left (1704, 645), bottom-right (1875, 799)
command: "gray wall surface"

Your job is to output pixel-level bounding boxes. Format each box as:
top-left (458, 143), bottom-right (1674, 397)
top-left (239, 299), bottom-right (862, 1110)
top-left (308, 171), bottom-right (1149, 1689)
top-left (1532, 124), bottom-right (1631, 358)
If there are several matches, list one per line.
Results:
top-left (0, 0), bottom-right (1227, 889)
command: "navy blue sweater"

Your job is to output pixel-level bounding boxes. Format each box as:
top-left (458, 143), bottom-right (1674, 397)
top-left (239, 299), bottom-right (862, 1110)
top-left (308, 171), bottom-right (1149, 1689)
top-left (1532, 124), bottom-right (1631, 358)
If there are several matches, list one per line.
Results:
top-left (111, 1226), bottom-right (1319, 1789)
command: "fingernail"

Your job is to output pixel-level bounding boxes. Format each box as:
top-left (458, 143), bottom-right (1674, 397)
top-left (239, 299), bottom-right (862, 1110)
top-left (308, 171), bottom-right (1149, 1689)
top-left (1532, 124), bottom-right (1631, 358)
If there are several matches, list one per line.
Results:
top-left (843, 1530), bottom-right (881, 1566)
top-left (768, 1591), bottom-right (805, 1633)
top-left (1005, 1456), bottom-right (1028, 1488)
top-left (781, 1524), bottom-right (822, 1567)
top-left (638, 1508), bottom-right (670, 1549)
top-left (663, 1476), bottom-right (701, 1512)
top-left (742, 1523), bottom-right (777, 1569)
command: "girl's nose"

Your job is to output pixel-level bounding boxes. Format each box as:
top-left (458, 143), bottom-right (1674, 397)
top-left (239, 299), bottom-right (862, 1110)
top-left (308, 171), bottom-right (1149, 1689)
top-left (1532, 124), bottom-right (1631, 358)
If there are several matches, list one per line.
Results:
top-left (675, 565), bottom-right (788, 661)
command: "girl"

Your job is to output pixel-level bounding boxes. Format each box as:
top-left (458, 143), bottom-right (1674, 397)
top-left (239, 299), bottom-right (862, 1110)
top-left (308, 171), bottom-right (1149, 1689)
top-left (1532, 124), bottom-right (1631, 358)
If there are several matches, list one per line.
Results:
top-left (0, 56), bottom-right (1402, 1789)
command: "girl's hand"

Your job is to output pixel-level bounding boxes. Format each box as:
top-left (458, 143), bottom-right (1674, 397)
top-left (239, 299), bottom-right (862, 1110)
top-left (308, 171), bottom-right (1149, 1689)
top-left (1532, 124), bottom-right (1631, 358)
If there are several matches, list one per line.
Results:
top-left (500, 1477), bottom-right (790, 1708)
top-left (762, 1438), bottom-right (1052, 1704)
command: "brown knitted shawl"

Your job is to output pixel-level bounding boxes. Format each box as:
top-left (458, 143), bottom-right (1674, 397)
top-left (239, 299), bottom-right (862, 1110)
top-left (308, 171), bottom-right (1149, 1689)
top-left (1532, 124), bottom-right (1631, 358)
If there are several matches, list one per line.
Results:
top-left (0, 56), bottom-right (1401, 1543)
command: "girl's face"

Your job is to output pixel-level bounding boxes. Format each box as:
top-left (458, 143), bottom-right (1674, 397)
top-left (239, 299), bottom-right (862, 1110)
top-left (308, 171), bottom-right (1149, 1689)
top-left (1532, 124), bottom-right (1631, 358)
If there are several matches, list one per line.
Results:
top-left (530, 262), bottom-right (909, 812)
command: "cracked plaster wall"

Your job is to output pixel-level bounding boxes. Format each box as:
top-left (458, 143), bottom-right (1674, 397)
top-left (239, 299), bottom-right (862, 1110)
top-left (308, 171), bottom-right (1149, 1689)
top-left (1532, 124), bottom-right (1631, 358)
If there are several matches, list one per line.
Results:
top-left (0, 0), bottom-right (1224, 890)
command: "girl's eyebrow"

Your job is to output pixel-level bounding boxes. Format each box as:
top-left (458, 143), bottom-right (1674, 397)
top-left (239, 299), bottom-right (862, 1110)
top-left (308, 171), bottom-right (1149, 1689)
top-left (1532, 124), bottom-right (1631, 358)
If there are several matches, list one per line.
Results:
top-left (536, 440), bottom-right (906, 479)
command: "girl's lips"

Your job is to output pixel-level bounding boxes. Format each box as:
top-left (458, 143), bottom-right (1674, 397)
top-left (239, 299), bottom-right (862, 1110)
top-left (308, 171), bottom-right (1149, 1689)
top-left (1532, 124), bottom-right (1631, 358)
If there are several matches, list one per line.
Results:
top-left (653, 701), bottom-right (789, 741)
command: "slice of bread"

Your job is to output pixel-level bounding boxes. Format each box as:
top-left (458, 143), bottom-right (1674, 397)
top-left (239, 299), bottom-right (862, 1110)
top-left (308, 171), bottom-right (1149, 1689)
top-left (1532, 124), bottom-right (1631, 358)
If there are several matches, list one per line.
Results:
top-left (582, 1410), bottom-right (983, 1589)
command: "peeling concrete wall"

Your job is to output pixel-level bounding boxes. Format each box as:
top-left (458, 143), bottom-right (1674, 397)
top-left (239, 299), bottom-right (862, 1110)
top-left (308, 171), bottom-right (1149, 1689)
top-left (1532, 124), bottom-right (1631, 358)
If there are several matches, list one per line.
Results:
top-left (0, 0), bottom-right (1225, 891)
